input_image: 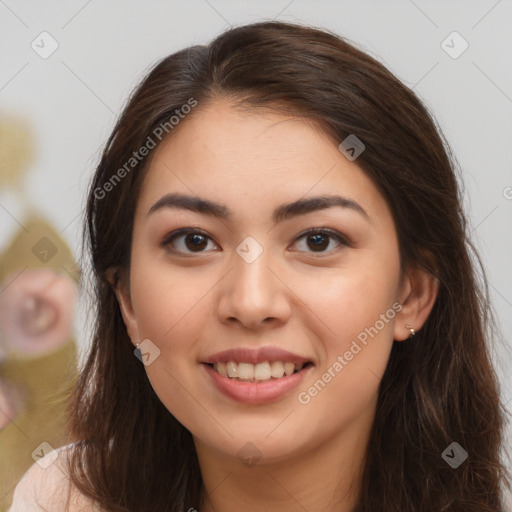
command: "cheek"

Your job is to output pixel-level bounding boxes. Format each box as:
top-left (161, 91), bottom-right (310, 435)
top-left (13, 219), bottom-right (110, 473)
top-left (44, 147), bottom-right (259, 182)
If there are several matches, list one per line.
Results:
top-left (294, 290), bottom-right (396, 442)
top-left (293, 254), bottom-right (399, 407)
top-left (129, 258), bottom-right (217, 431)
top-left (129, 249), bottom-right (216, 343)
top-left (293, 252), bottom-right (400, 343)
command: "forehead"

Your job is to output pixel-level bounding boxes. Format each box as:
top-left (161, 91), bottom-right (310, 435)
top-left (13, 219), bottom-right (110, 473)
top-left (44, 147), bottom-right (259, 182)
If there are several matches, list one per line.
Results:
top-left (152, 101), bottom-right (337, 171)
top-left (137, 100), bottom-right (389, 223)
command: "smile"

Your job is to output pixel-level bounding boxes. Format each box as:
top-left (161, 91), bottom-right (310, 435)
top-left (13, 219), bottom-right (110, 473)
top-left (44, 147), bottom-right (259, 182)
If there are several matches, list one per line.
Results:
top-left (203, 361), bottom-right (313, 405)
top-left (210, 361), bottom-right (310, 382)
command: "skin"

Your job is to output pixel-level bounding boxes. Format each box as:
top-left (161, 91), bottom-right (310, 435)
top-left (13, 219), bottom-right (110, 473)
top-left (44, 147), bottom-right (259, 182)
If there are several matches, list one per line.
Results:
top-left (114, 99), bottom-right (438, 512)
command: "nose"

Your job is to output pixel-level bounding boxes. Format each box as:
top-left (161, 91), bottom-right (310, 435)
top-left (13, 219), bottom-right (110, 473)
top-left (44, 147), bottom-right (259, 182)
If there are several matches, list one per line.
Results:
top-left (216, 249), bottom-right (292, 331)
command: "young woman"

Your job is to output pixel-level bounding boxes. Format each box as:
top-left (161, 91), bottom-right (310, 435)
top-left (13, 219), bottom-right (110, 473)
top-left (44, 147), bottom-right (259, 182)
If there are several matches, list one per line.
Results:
top-left (9, 20), bottom-right (511, 512)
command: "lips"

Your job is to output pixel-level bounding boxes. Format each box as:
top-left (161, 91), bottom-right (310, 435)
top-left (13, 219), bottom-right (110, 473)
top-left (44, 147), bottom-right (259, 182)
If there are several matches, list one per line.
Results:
top-left (202, 346), bottom-right (314, 404)
top-left (203, 346), bottom-right (312, 366)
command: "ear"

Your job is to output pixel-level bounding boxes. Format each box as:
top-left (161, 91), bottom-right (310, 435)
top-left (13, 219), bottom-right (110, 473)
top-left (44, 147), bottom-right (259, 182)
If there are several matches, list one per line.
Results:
top-left (106, 267), bottom-right (140, 346)
top-left (393, 264), bottom-right (439, 342)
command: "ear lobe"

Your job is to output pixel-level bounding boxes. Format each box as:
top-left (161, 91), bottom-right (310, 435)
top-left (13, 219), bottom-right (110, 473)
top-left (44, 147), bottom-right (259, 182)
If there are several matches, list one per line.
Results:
top-left (107, 268), bottom-right (140, 345)
top-left (393, 266), bottom-right (439, 342)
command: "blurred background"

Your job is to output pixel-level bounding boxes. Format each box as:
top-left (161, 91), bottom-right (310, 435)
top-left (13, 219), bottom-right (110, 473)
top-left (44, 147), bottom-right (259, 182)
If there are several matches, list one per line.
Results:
top-left (1, 0), bottom-right (511, 509)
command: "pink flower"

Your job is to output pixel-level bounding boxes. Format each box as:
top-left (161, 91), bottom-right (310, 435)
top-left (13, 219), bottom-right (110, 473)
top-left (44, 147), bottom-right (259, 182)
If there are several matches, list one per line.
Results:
top-left (0, 268), bottom-right (77, 358)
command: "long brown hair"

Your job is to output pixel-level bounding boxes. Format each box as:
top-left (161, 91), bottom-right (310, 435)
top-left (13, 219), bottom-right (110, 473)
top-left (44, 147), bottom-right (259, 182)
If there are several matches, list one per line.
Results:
top-left (65, 21), bottom-right (510, 511)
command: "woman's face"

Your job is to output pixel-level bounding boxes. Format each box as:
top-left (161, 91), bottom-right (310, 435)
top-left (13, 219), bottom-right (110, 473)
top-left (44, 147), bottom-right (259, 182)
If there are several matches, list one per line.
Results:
top-left (116, 99), bottom-right (422, 467)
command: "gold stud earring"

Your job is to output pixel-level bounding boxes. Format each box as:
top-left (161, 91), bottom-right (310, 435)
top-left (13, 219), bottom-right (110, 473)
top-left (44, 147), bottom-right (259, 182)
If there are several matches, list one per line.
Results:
top-left (405, 324), bottom-right (416, 339)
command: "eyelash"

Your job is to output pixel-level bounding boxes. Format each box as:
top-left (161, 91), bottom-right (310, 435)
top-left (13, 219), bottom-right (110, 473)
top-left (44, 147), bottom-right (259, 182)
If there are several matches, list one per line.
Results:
top-left (160, 227), bottom-right (350, 256)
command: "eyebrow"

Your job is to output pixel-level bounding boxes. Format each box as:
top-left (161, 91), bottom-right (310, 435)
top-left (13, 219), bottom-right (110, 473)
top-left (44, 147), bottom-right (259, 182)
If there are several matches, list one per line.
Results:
top-left (147, 193), bottom-right (371, 224)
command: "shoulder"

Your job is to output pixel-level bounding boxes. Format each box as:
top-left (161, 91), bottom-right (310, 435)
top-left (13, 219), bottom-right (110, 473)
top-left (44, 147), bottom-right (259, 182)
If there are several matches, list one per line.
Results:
top-left (9, 442), bottom-right (100, 512)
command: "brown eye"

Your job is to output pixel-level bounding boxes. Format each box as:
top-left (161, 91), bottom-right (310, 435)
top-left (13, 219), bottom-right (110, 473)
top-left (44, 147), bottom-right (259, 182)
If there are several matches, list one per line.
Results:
top-left (307, 233), bottom-right (330, 251)
top-left (292, 228), bottom-right (348, 254)
top-left (161, 229), bottom-right (218, 254)
top-left (184, 233), bottom-right (208, 251)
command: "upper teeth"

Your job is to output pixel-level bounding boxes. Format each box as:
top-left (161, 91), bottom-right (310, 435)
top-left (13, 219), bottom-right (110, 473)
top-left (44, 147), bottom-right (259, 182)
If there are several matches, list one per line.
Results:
top-left (214, 361), bottom-right (305, 381)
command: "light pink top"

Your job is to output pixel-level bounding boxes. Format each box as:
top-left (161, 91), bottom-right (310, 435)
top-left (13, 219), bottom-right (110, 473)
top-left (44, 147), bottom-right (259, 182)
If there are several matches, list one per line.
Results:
top-left (8, 443), bottom-right (100, 511)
